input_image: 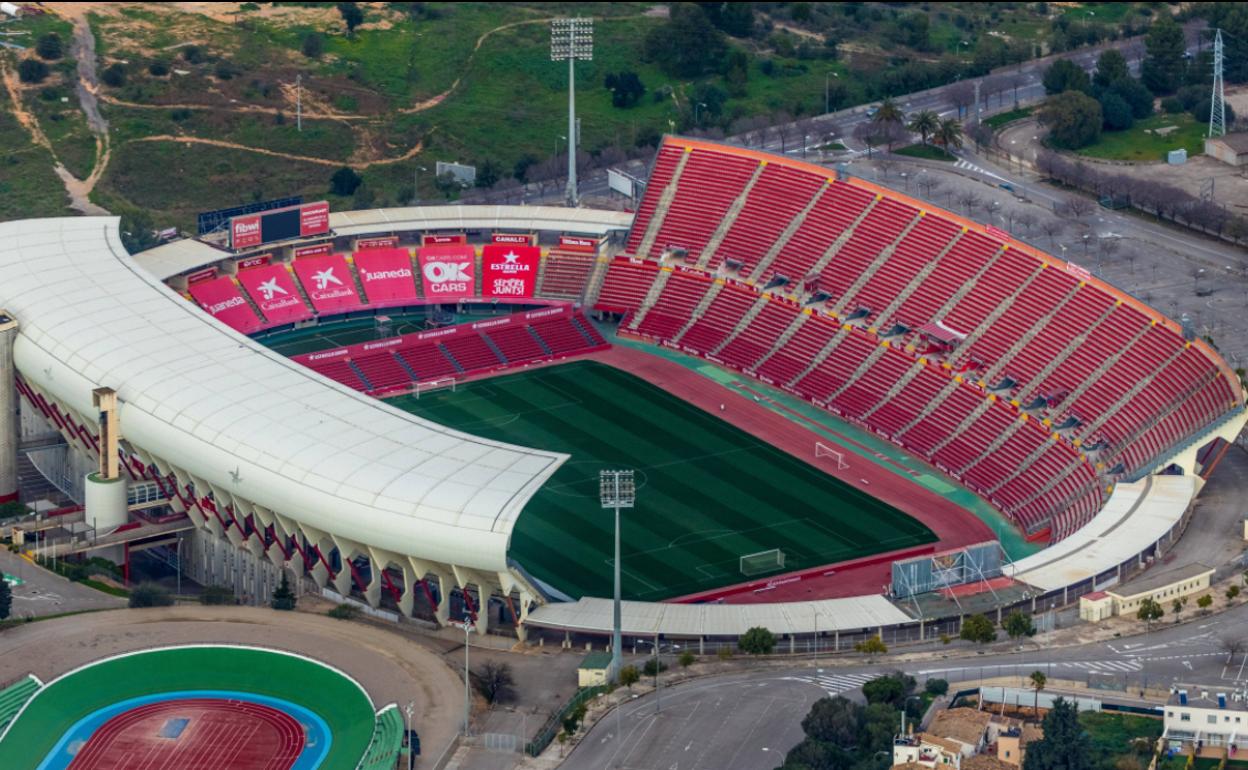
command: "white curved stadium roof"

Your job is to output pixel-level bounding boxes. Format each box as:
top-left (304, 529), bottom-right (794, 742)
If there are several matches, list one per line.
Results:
top-left (0, 217), bottom-right (566, 572)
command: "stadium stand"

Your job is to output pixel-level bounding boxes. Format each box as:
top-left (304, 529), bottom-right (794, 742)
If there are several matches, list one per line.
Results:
top-left (358, 705), bottom-right (406, 770)
top-left (0, 676), bottom-right (41, 734)
top-left (596, 137), bottom-right (1244, 539)
top-left (537, 248), bottom-right (598, 300)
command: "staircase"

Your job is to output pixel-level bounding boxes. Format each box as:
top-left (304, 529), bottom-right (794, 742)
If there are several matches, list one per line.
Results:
top-left (786, 326), bottom-right (852, 387)
top-left (287, 264), bottom-right (319, 308)
top-left (1074, 345), bottom-right (1189, 445)
top-left (481, 334), bottom-right (507, 363)
top-left (1047, 324), bottom-right (1151, 420)
top-left (827, 343), bottom-right (889, 402)
top-left (751, 313), bottom-right (808, 370)
top-left (926, 399), bottom-right (995, 457)
top-left (989, 436), bottom-right (1073, 496)
top-left (896, 379), bottom-right (961, 438)
top-left (1100, 370), bottom-right (1222, 470)
top-left (927, 246), bottom-right (1009, 327)
top-left (625, 269), bottom-right (674, 331)
top-left (392, 351), bottom-right (419, 381)
top-left (1014, 303), bottom-right (1119, 402)
top-left (233, 277), bottom-right (269, 323)
top-left (806, 197), bottom-right (882, 278)
top-left (636, 150), bottom-right (693, 257)
top-left (861, 360), bottom-right (927, 420)
top-left (671, 281), bottom-right (726, 343)
top-left (949, 265), bottom-right (1046, 364)
top-left (958, 415), bottom-right (1030, 475)
top-left (697, 163), bottom-right (766, 268)
top-left (347, 258), bottom-right (370, 305)
top-left (534, 251), bottom-right (550, 295)
top-left (528, 326), bottom-right (553, 356)
top-left (582, 255), bottom-right (612, 307)
top-left (348, 360), bottom-right (373, 390)
top-left (978, 282), bottom-right (1082, 386)
top-left (746, 182), bottom-right (830, 283)
top-left (571, 314), bottom-right (601, 347)
top-left (710, 294), bottom-right (771, 356)
top-left (873, 232), bottom-right (965, 330)
top-left (828, 212), bottom-right (924, 316)
top-left (438, 343), bottom-right (466, 374)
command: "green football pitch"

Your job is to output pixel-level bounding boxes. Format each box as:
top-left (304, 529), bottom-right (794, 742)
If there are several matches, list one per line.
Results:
top-left (390, 360), bottom-right (935, 601)
top-left (0, 646), bottom-right (376, 768)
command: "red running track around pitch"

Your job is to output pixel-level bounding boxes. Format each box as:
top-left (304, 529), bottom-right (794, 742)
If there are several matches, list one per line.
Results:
top-left (67, 698), bottom-right (304, 770)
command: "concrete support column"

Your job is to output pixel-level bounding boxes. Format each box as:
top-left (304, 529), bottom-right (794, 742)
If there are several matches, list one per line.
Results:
top-left (398, 562), bottom-right (416, 618)
top-left (0, 314), bottom-right (16, 504)
top-left (84, 471), bottom-right (127, 564)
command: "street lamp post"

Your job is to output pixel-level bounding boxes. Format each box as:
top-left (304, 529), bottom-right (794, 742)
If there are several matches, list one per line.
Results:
top-left (414, 165), bottom-right (427, 206)
top-left (551, 18), bottom-right (593, 207)
top-left (404, 700), bottom-right (416, 770)
top-left (694, 101), bottom-right (707, 127)
top-left (600, 470), bottom-right (636, 684)
top-left (457, 612), bottom-right (472, 737)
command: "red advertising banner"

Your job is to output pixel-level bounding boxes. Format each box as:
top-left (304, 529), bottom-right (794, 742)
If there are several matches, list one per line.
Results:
top-left (355, 236), bottom-right (399, 251)
top-left (187, 276), bottom-right (263, 334)
top-left (491, 232), bottom-right (533, 245)
top-left (292, 253), bottom-right (366, 313)
top-left (293, 243), bottom-right (333, 258)
top-left (237, 254), bottom-right (271, 270)
top-left (418, 244), bottom-right (475, 300)
top-left (558, 235), bottom-right (598, 252)
top-left (481, 244), bottom-right (539, 299)
top-left (422, 233), bottom-right (466, 245)
top-left (293, 305), bottom-right (572, 364)
top-left (299, 201), bottom-right (330, 237)
top-left (354, 248), bottom-right (418, 308)
top-left (185, 267), bottom-right (217, 285)
top-left (231, 215), bottom-right (262, 250)
top-left (236, 264), bottom-right (312, 326)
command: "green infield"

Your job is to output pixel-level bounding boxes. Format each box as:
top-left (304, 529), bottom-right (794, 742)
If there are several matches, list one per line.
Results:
top-left (0, 646), bottom-right (376, 769)
top-left (390, 360), bottom-right (936, 601)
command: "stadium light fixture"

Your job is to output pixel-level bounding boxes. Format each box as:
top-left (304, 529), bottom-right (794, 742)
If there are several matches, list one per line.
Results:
top-left (600, 469), bottom-right (634, 683)
top-left (551, 17), bottom-right (593, 207)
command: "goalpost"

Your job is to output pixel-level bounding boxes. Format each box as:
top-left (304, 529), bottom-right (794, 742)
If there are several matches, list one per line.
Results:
top-left (815, 442), bottom-right (849, 469)
top-left (414, 377), bottom-right (457, 398)
top-left (740, 548), bottom-right (787, 577)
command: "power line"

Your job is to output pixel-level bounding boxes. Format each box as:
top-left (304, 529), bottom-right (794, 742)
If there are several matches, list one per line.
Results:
top-left (1209, 28), bottom-right (1225, 139)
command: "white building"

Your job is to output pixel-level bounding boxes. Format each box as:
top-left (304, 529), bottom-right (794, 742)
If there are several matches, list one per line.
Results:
top-left (1163, 687), bottom-right (1248, 750)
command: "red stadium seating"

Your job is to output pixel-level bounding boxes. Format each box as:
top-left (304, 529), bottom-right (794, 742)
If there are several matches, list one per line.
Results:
top-left (538, 249), bottom-right (598, 300)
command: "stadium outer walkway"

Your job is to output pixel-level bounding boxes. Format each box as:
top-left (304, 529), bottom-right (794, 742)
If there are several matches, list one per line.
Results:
top-left (0, 604), bottom-right (465, 766)
top-left (584, 344), bottom-right (999, 604)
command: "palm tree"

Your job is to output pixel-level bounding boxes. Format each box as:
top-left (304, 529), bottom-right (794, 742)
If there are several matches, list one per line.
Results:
top-left (1029, 670), bottom-right (1047, 717)
top-left (934, 118), bottom-right (964, 152)
top-left (872, 97), bottom-right (905, 127)
top-left (907, 110), bottom-right (940, 146)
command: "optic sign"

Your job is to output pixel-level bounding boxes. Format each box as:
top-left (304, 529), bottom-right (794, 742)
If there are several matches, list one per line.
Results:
top-left (355, 236), bottom-right (399, 251)
top-left (558, 235), bottom-right (597, 252)
top-left (481, 244), bottom-right (539, 299)
top-left (422, 233), bottom-right (466, 245)
top-left (229, 200), bottom-right (329, 250)
top-left (491, 232), bottom-right (533, 245)
top-left (354, 248), bottom-right (419, 307)
top-left (236, 263), bottom-right (311, 326)
top-left (418, 244), bottom-right (475, 299)
top-left (299, 200), bottom-right (330, 236)
top-left (185, 267), bottom-right (217, 285)
top-left (293, 243), bottom-right (333, 258)
top-left (187, 276), bottom-right (262, 334)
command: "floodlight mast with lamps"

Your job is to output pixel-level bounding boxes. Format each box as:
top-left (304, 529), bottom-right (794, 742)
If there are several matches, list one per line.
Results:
top-left (600, 469), bottom-right (635, 683)
top-left (551, 17), bottom-right (593, 207)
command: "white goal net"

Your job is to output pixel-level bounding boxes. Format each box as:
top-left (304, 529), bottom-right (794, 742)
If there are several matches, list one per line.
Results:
top-left (815, 442), bottom-right (849, 469)
top-left (415, 377), bottom-right (456, 398)
top-left (740, 548), bottom-right (786, 577)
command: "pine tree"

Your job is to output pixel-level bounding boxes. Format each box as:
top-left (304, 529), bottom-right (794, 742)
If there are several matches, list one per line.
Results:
top-left (1023, 697), bottom-right (1091, 770)
top-left (0, 577), bottom-right (11, 620)
top-left (271, 573), bottom-right (296, 611)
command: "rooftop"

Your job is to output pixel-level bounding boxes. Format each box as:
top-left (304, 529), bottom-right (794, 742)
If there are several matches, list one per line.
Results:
top-left (1168, 688), bottom-right (1248, 712)
top-left (1209, 133), bottom-right (1248, 153)
top-left (964, 756), bottom-right (1017, 770)
top-left (928, 708), bottom-right (993, 747)
top-left (579, 651), bottom-right (613, 671)
top-left (1108, 563), bottom-right (1214, 599)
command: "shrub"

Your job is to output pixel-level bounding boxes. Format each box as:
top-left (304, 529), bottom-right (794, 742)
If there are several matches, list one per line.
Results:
top-left (925, 678), bottom-right (949, 696)
top-left (149, 60), bottom-right (170, 77)
top-left (200, 585), bottom-right (234, 605)
top-left (1003, 610), bottom-right (1036, 639)
top-left (101, 63), bottom-right (126, 88)
top-left (182, 45), bottom-right (205, 64)
top-left (214, 60), bottom-right (238, 80)
top-left (327, 602), bottom-right (359, 619)
top-left (330, 167), bottom-right (363, 196)
top-left (855, 636), bottom-right (888, 655)
top-left (642, 657), bottom-right (669, 676)
top-left (678, 650), bottom-right (696, 667)
top-left (18, 59), bottom-right (49, 84)
top-left (1228, 585), bottom-right (1241, 602)
top-left (129, 582), bottom-right (174, 608)
top-left (170, 108), bottom-right (192, 122)
top-left (739, 626), bottom-right (777, 655)
top-left (473, 661), bottom-right (515, 704)
top-left (619, 664), bottom-right (640, 688)
top-left (270, 573), bottom-right (296, 610)
top-left (36, 33), bottom-right (63, 61)
top-left (302, 33), bottom-right (324, 59)
top-left (1161, 96), bottom-right (1184, 114)
top-left (716, 647), bottom-right (733, 660)
top-left (959, 614), bottom-right (997, 644)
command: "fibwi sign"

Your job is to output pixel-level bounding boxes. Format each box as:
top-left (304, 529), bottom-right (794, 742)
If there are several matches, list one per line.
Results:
top-left (418, 244), bottom-right (475, 299)
top-left (231, 215), bottom-right (262, 250)
top-left (481, 244), bottom-right (539, 299)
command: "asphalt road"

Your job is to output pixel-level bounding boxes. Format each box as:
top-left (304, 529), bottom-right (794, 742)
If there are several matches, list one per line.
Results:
top-left (563, 600), bottom-right (1248, 770)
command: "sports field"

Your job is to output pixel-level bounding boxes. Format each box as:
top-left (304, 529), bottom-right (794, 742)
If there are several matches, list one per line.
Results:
top-left (0, 647), bottom-right (376, 770)
top-left (391, 360), bottom-right (936, 601)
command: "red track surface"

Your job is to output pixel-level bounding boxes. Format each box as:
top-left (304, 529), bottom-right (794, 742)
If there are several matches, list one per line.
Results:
top-left (67, 698), bottom-right (303, 770)
top-left (590, 346), bottom-right (996, 604)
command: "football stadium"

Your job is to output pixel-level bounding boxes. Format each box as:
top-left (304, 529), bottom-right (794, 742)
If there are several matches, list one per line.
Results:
top-left (0, 133), bottom-right (1244, 666)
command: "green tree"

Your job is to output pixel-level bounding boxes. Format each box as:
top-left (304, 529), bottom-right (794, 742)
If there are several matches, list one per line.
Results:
top-left (18, 59), bottom-right (49, 84)
top-left (801, 695), bottom-right (862, 748)
top-left (678, 650), bottom-right (696, 667)
top-left (1197, 594), bottom-right (1214, 614)
top-left (119, 210), bottom-right (160, 255)
top-left (330, 167), bottom-right (363, 196)
top-left (199, 585), bottom-right (234, 605)
top-left (1136, 597), bottom-right (1163, 629)
top-left (101, 63), bottom-right (126, 88)
top-left (907, 109), bottom-right (940, 145)
top-left (1108, 78), bottom-right (1155, 120)
top-left (473, 661), bottom-right (514, 704)
top-left (1004, 610), bottom-right (1036, 640)
top-left (149, 60), bottom-right (170, 77)
top-left (270, 573), bottom-right (296, 610)
top-left (1100, 92), bottom-right (1134, 131)
top-left (604, 71), bottom-right (646, 108)
top-left (960, 614), bottom-right (997, 644)
top-left (642, 657), bottom-right (668, 676)
top-left (337, 2), bottom-right (364, 37)
top-left (0, 577), bottom-right (11, 620)
top-left (301, 32), bottom-right (324, 59)
top-left (1092, 49), bottom-right (1129, 90)
top-left (934, 117), bottom-right (964, 151)
top-left (129, 582), bottom-right (173, 608)
top-left (1228, 585), bottom-right (1241, 602)
top-left (855, 636), bottom-right (888, 655)
top-left (1172, 597), bottom-right (1187, 622)
top-left (474, 159), bottom-right (500, 189)
top-left (1023, 697), bottom-right (1091, 770)
top-left (872, 97), bottom-right (905, 127)
top-left (925, 678), bottom-right (949, 697)
top-left (701, 1), bottom-right (754, 37)
top-left (1141, 14), bottom-right (1186, 95)
top-left (619, 664), bottom-right (640, 688)
top-left (863, 672), bottom-right (916, 709)
top-left (1029, 670), bottom-right (1047, 717)
top-left (1043, 59), bottom-right (1091, 95)
top-left (643, 3), bottom-right (728, 78)
top-left (1039, 91), bottom-right (1102, 149)
top-left (739, 626), bottom-right (776, 655)
top-left (36, 32), bottom-right (63, 61)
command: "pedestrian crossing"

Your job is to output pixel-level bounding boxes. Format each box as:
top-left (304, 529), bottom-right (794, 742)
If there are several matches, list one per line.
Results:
top-left (1056, 659), bottom-right (1142, 674)
top-left (781, 660), bottom-right (1144, 695)
top-left (955, 159), bottom-right (986, 174)
top-left (780, 671), bottom-right (879, 696)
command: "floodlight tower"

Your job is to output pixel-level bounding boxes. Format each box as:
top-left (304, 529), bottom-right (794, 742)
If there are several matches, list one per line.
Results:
top-left (1209, 29), bottom-right (1226, 139)
top-left (600, 469), bottom-right (635, 683)
top-left (551, 17), bottom-right (593, 207)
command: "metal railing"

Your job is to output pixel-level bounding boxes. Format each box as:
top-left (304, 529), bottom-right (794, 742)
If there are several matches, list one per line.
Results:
top-left (524, 685), bottom-right (606, 757)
